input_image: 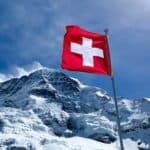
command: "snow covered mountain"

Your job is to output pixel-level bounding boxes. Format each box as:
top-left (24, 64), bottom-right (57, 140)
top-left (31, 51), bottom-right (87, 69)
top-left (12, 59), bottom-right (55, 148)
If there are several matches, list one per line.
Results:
top-left (0, 68), bottom-right (149, 150)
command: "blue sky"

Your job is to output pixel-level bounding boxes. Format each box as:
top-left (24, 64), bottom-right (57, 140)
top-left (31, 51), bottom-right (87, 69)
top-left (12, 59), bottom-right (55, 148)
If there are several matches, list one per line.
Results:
top-left (0, 0), bottom-right (150, 98)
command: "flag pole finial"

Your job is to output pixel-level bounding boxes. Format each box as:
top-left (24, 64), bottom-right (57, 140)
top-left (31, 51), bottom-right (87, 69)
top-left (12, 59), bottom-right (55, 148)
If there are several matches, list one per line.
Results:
top-left (104, 28), bottom-right (109, 35)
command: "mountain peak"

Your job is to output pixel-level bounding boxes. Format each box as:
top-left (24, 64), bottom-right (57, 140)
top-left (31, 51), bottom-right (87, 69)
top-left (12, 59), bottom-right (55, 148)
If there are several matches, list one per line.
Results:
top-left (0, 68), bottom-right (149, 150)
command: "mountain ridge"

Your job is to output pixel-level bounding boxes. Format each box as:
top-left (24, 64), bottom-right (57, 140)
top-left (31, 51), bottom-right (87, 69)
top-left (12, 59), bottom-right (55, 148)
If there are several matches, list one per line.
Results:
top-left (0, 68), bottom-right (149, 150)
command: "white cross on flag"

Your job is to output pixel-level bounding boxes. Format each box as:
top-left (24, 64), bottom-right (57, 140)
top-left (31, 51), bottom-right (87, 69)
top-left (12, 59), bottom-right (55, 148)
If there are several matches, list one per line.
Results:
top-left (61, 25), bottom-right (112, 76)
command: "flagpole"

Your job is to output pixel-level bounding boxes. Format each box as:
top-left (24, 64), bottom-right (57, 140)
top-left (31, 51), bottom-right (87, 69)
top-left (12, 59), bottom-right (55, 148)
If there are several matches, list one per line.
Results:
top-left (104, 29), bottom-right (124, 150)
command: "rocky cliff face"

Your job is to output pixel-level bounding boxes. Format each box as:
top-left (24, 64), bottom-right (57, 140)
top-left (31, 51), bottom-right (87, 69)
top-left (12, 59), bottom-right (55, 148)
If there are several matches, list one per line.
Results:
top-left (0, 69), bottom-right (149, 150)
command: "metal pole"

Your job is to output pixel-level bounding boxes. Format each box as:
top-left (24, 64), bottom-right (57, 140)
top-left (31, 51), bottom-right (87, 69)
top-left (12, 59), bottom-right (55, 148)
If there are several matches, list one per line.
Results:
top-left (111, 75), bottom-right (124, 150)
top-left (104, 29), bottom-right (124, 150)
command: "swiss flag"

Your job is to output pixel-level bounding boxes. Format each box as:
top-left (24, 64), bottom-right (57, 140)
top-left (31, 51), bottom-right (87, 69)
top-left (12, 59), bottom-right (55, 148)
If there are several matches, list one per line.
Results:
top-left (61, 25), bottom-right (112, 76)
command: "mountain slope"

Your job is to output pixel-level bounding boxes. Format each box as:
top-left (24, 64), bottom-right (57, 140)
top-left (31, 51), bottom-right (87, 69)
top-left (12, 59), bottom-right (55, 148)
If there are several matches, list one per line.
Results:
top-left (0, 69), bottom-right (149, 150)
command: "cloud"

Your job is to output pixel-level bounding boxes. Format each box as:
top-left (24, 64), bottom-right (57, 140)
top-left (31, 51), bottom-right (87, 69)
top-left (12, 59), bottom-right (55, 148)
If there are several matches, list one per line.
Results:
top-left (0, 74), bottom-right (10, 82)
top-left (14, 61), bottom-right (45, 77)
top-left (0, 62), bottom-right (46, 83)
top-left (1, 0), bottom-right (149, 67)
top-left (0, 0), bottom-right (149, 97)
top-left (0, 73), bottom-right (14, 83)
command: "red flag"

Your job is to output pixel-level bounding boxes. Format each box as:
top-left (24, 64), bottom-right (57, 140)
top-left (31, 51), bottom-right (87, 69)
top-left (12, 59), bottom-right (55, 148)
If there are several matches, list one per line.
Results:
top-left (61, 25), bottom-right (112, 76)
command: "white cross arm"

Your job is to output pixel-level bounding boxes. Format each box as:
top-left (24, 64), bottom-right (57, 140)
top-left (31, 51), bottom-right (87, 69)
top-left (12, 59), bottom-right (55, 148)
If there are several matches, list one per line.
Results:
top-left (71, 37), bottom-right (104, 67)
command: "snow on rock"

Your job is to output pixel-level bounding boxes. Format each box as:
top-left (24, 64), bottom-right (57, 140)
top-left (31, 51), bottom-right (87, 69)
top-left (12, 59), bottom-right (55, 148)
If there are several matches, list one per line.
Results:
top-left (0, 68), bottom-right (149, 150)
top-left (96, 91), bottom-right (110, 99)
top-left (144, 97), bottom-right (150, 102)
top-left (68, 113), bottom-right (116, 143)
top-left (0, 107), bottom-right (50, 135)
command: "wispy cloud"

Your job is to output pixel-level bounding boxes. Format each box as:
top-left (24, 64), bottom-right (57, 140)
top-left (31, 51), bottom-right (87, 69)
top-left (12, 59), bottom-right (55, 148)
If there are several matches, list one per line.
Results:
top-left (0, 62), bottom-right (45, 83)
top-left (0, 73), bottom-right (12, 82)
